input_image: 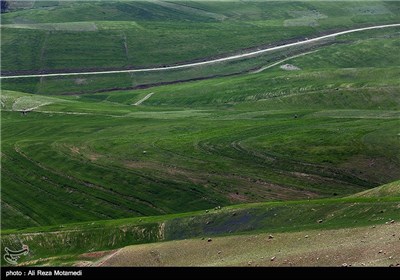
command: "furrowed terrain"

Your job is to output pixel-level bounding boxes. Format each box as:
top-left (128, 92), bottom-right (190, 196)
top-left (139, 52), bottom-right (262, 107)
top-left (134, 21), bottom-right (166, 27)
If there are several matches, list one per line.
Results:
top-left (1, 0), bottom-right (400, 267)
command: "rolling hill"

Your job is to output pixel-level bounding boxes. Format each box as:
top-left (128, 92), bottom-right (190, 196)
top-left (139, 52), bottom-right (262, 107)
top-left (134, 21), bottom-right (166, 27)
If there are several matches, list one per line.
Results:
top-left (1, 0), bottom-right (399, 267)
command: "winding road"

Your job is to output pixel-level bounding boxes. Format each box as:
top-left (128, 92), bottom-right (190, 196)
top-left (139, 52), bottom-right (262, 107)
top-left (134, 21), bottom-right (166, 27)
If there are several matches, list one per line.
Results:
top-left (1, 23), bottom-right (399, 79)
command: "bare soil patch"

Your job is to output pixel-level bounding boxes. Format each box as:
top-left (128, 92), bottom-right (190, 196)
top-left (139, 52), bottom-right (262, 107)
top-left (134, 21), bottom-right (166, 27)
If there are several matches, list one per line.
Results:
top-left (96, 223), bottom-right (400, 267)
top-left (280, 64), bottom-right (301, 71)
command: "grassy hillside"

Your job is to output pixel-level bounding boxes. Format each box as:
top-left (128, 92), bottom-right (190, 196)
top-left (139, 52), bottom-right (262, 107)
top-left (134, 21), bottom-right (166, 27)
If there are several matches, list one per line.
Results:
top-left (2, 24), bottom-right (400, 230)
top-left (2, 76), bottom-right (399, 230)
top-left (351, 180), bottom-right (400, 198)
top-left (2, 1), bottom-right (400, 74)
top-left (2, 26), bottom-right (399, 95)
top-left (1, 1), bottom-right (400, 267)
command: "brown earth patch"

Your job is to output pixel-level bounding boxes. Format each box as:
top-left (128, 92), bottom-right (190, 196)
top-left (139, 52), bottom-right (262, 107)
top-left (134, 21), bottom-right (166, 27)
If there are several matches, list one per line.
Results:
top-left (80, 249), bottom-right (118, 259)
top-left (341, 155), bottom-right (400, 184)
top-left (124, 160), bottom-right (319, 201)
top-left (70, 146), bottom-right (80, 154)
top-left (74, 78), bottom-right (88, 85)
top-left (124, 161), bottom-right (207, 185)
top-left (96, 223), bottom-right (400, 267)
top-left (87, 153), bottom-right (102, 161)
top-left (227, 193), bottom-right (249, 202)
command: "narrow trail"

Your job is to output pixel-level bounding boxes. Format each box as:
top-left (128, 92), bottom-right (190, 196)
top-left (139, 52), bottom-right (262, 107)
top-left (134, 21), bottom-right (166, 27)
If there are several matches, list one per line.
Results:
top-left (12, 103), bottom-right (51, 112)
top-left (133, 92), bottom-right (154, 106)
top-left (250, 50), bottom-right (318, 74)
top-left (1, 23), bottom-right (399, 79)
top-left (92, 249), bottom-right (123, 267)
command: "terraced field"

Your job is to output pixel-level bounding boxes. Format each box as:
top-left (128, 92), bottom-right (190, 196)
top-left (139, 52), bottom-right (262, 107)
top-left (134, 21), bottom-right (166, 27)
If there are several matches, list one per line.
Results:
top-left (1, 0), bottom-right (400, 267)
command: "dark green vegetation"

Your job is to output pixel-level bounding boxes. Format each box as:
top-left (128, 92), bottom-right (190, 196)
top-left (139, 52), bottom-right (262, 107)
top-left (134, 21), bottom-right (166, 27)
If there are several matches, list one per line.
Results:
top-left (1, 0), bottom-right (400, 267)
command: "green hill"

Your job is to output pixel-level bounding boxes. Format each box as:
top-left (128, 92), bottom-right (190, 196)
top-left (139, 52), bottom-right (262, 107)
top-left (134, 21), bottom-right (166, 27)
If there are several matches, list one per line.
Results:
top-left (2, 26), bottom-right (400, 230)
top-left (2, 0), bottom-right (400, 74)
top-left (1, 0), bottom-right (400, 267)
top-left (351, 180), bottom-right (400, 198)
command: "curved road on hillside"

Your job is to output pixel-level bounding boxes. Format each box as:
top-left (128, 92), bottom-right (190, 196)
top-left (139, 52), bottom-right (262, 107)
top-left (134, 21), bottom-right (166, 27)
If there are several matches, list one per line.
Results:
top-left (1, 23), bottom-right (399, 79)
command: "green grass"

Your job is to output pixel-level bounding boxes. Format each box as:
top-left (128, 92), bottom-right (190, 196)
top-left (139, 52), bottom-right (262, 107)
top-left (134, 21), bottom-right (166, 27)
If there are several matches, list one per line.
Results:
top-left (0, 28), bottom-right (47, 72)
top-left (1, 1), bottom-right (400, 73)
top-left (1, 24), bottom-right (400, 231)
top-left (2, 70), bottom-right (399, 230)
top-left (1, 0), bottom-right (400, 267)
top-left (351, 180), bottom-right (400, 198)
top-left (2, 27), bottom-right (399, 95)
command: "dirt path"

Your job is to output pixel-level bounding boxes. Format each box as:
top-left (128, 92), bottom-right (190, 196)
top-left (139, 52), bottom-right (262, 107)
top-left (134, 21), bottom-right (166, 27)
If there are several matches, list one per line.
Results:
top-left (133, 92), bottom-right (154, 106)
top-left (12, 103), bottom-right (51, 112)
top-left (90, 249), bottom-right (123, 267)
top-left (251, 50), bottom-right (318, 74)
top-left (2, 23), bottom-right (399, 79)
